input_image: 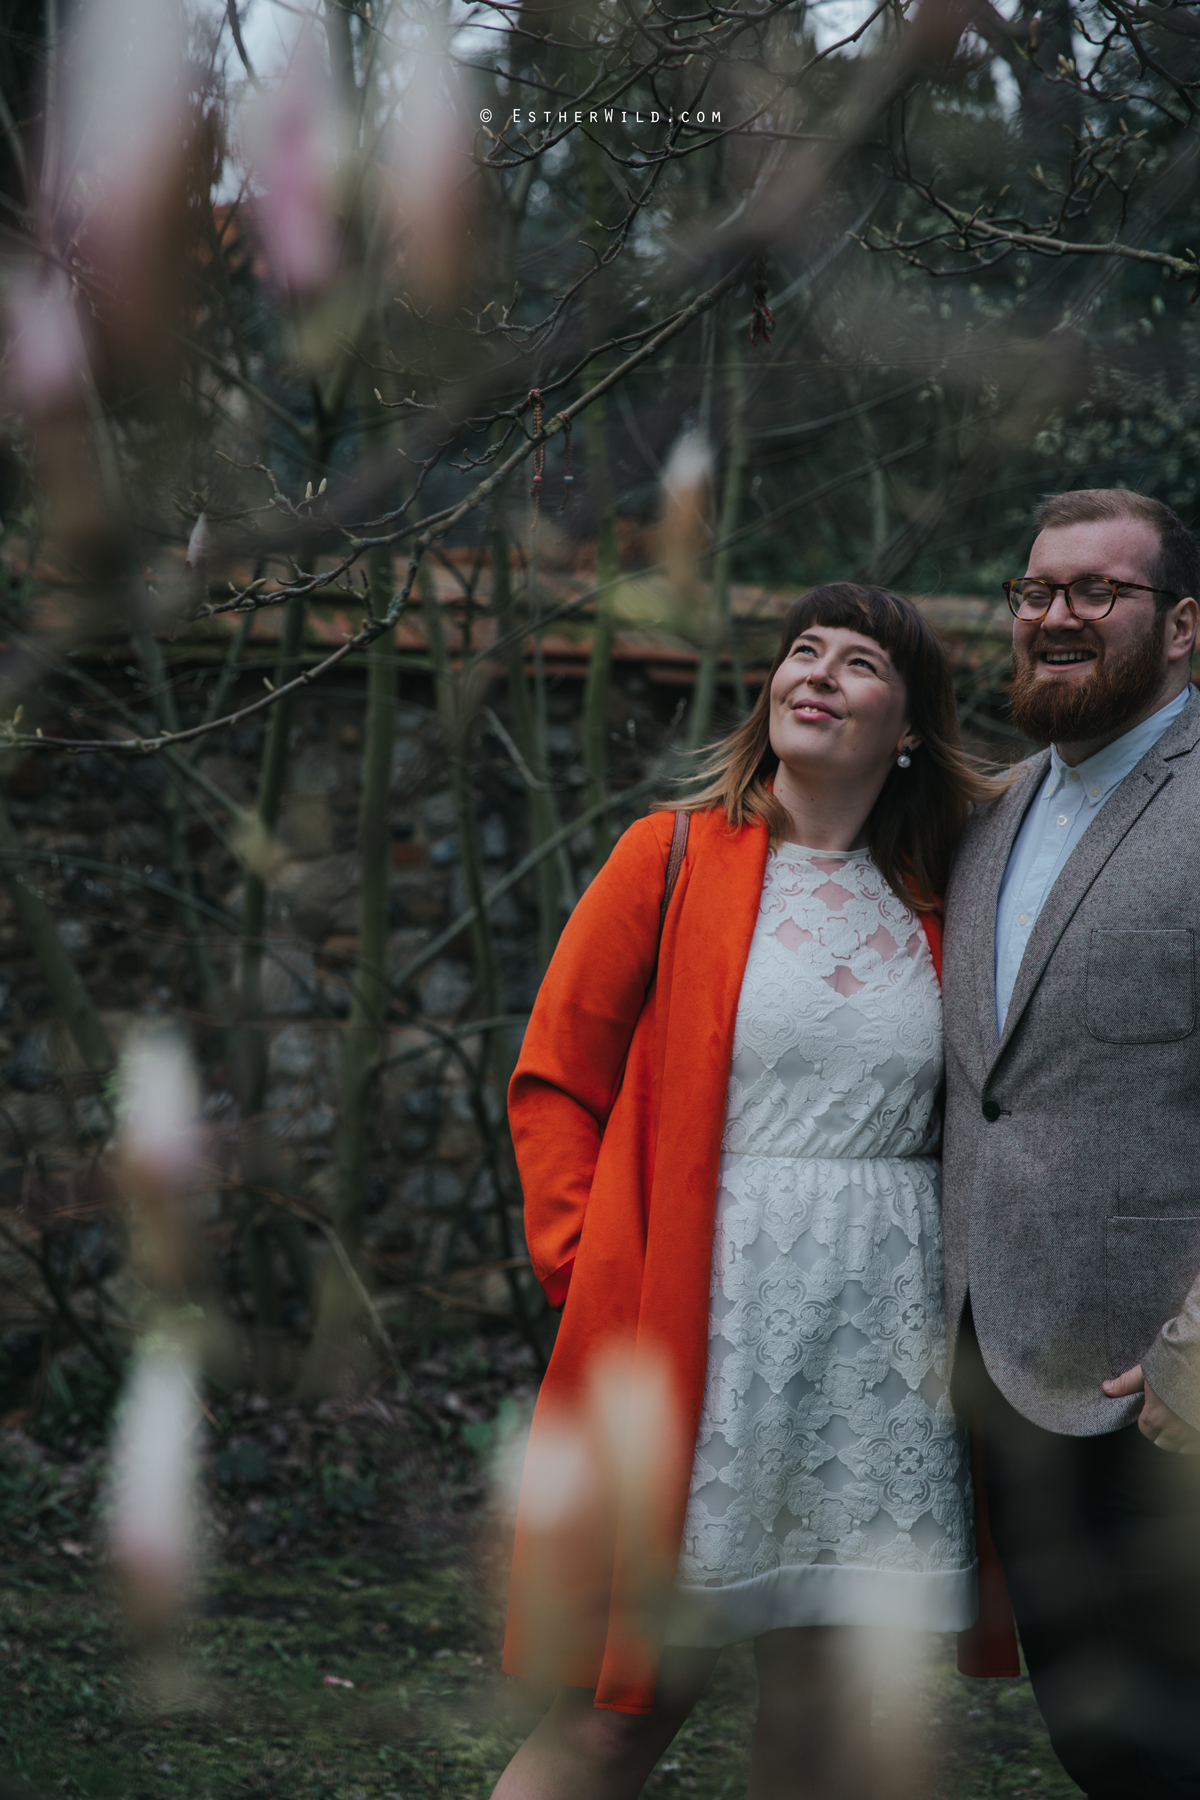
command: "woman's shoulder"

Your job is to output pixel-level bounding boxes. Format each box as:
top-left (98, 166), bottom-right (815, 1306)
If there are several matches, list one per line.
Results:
top-left (619, 810), bottom-right (678, 851)
top-left (615, 805), bottom-right (763, 861)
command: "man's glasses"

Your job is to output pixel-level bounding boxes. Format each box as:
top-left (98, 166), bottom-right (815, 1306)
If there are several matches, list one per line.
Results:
top-left (1003, 576), bottom-right (1181, 622)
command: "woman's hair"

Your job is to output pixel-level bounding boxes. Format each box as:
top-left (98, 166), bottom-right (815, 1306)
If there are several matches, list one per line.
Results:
top-left (678, 582), bottom-right (1004, 910)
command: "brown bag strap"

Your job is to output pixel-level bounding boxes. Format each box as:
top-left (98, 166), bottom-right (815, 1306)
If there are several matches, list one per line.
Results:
top-left (659, 810), bottom-right (690, 936)
top-left (647, 812), bottom-right (689, 992)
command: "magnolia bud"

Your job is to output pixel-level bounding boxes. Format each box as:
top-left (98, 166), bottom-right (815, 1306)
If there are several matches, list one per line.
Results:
top-left (246, 23), bottom-right (339, 296)
top-left (184, 511), bottom-right (210, 568)
top-left (118, 1026), bottom-right (202, 1296)
top-left (119, 1027), bottom-right (200, 1191)
top-left (109, 1344), bottom-right (199, 1639)
top-left (6, 270), bottom-right (88, 416)
top-left (661, 429), bottom-right (712, 600)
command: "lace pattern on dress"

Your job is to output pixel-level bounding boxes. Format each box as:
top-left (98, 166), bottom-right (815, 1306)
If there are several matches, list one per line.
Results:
top-left (675, 845), bottom-right (972, 1600)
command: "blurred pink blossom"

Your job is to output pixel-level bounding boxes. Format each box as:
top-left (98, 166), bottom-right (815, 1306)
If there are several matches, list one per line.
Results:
top-left (64, 0), bottom-right (197, 377)
top-left (661, 429), bottom-right (713, 597)
top-left (383, 51), bottom-right (472, 307)
top-left (109, 1346), bottom-right (199, 1613)
top-left (6, 270), bottom-right (87, 416)
top-left (248, 26), bottom-right (339, 296)
top-left (118, 1025), bottom-right (202, 1192)
top-left (505, 1338), bottom-right (686, 1683)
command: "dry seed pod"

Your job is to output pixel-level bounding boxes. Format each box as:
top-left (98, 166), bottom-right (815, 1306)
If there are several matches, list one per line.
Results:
top-left (185, 512), bottom-right (210, 568)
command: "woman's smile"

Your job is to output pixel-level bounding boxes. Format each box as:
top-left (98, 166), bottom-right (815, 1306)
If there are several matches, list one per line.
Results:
top-left (789, 696), bottom-right (842, 721)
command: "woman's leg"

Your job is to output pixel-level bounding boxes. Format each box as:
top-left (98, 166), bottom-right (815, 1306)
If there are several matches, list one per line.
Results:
top-left (859, 1631), bottom-right (930, 1800)
top-left (490, 1646), bottom-right (720, 1800)
top-left (749, 1627), bottom-right (873, 1800)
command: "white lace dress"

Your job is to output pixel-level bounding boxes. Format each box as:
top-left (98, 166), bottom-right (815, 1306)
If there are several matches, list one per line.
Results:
top-left (665, 843), bottom-right (976, 1646)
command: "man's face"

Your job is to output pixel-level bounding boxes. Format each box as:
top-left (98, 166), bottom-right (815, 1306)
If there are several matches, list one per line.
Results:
top-left (1009, 517), bottom-right (1171, 747)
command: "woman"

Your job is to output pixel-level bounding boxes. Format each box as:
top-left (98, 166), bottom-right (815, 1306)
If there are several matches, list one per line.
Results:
top-left (494, 584), bottom-right (1006, 1800)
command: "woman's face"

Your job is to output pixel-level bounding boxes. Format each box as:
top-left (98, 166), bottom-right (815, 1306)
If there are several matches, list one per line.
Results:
top-left (768, 625), bottom-right (917, 786)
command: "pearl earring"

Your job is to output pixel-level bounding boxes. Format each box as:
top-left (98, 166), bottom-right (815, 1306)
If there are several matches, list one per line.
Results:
top-left (897, 751), bottom-right (912, 768)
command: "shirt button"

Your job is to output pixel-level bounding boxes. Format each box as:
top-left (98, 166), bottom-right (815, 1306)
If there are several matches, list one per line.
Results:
top-left (1069, 770), bottom-right (1080, 781)
top-left (982, 1099), bottom-right (1001, 1122)
top-left (1056, 814), bottom-right (1068, 826)
top-left (1090, 786), bottom-right (1100, 798)
top-left (1017, 912), bottom-right (1028, 926)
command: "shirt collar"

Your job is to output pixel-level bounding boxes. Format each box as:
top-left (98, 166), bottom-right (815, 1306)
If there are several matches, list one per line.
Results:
top-left (1048, 686), bottom-right (1191, 805)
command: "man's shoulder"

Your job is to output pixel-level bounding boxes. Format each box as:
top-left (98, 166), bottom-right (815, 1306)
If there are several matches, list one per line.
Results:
top-left (957, 757), bottom-right (1041, 848)
top-left (975, 755), bottom-right (1043, 813)
top-left (943, 758), bottom-right (1042, 917)
top-left (1156, 685), bottom-right (1200, 768)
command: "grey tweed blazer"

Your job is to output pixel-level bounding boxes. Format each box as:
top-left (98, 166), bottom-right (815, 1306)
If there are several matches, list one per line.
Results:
top-left (942, 684), bottom-right (1200, 1435)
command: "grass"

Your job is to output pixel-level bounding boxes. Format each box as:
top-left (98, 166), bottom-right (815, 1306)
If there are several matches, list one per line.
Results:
top-left (0, 1339), bottom-right (1082, 1800)
top-left (0, 1550), bottom-right (1080, 1800)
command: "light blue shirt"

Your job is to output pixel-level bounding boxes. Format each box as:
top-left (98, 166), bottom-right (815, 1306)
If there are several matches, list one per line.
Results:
top-left (994, 686), bottom-right (1191, 1034)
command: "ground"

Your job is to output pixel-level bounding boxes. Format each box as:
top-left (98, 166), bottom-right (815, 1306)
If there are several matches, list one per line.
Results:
top-left (0, 1334), bottom-right (1080, 1800)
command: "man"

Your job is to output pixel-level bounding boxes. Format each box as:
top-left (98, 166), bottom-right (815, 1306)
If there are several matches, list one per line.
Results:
top-left (942, 488), bottom-right (1200, 1799)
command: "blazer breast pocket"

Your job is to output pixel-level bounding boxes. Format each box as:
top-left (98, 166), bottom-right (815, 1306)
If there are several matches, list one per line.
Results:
top-left (1086, 928), bottom-right (1195, 1044)
top-left (1106, 1215), bottom-right (1200, 1373)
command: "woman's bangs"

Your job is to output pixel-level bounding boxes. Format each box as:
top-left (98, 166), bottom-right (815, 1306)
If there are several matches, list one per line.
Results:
top-left (780, 584), bottom-right (928, 680)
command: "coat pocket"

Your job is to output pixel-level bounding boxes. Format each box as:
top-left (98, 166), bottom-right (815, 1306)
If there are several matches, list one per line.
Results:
top-left (1105, 1215), bottom-right (1200, 1373)
top-left (1086, 928), bottom-right (1195, 1044)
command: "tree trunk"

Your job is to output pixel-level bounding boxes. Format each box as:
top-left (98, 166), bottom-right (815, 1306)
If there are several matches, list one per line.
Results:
top-left (419, 560), bottom-right (498, 1037)
top-left (580, 130), bottom-right (622, 872)
top-left (710, 345), bottom-right (750, 724)
top-left (332, 555), bottom-right (396, 1262)
top-left (690, 317), bottom-right (749, 744)
top-left (238, 594), bottom-right (313, 1330)
top-left (490, 495), bottom-right (571, 969)
top-left (130, 615), bottom-right (225, 1022)
top-left (422, 557), bottom-right (548, 1359)
top-left (310, 373), bottom-right (398, 1372)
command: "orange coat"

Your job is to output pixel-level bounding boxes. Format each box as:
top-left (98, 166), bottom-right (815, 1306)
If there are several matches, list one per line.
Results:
top-left (505, 808), bottom-right (1013, 1713)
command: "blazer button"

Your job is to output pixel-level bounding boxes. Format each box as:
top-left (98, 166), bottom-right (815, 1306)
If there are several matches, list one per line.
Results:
top-left (981, 1099), bottom-right (1001, 1122)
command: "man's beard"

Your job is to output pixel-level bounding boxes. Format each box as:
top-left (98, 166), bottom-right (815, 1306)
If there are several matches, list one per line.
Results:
top-left (1008, 611), bottom-right (1167, 745)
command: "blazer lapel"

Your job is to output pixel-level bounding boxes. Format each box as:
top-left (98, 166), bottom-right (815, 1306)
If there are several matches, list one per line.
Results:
top-left (969, 753), bottom-right (1048, 1062)
top-left (990, 693), bottom-right (1200, 1071)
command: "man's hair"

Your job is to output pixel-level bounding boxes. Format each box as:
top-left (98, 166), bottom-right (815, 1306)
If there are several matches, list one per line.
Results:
top-left (1034, 489), bottom-right (1200, 604)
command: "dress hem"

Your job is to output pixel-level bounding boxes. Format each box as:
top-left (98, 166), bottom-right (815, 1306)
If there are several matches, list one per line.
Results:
top-left (664, 1560), bottom-right (978, 1647)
